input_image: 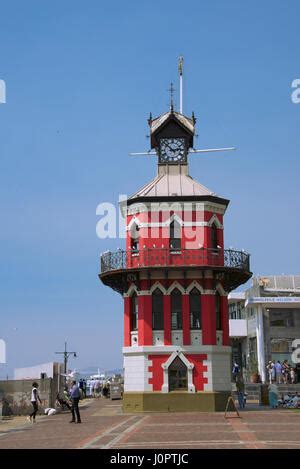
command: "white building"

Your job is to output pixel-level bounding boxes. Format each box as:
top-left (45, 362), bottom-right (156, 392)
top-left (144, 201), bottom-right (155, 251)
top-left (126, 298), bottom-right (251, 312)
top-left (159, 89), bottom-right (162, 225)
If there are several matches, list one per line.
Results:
top-left (228, 276), bottom-right (300, 383)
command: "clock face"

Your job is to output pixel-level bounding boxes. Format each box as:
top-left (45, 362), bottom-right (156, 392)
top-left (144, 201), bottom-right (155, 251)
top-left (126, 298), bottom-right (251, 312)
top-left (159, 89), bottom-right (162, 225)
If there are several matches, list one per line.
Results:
top-left (159, 138), bottom-right (187, 163)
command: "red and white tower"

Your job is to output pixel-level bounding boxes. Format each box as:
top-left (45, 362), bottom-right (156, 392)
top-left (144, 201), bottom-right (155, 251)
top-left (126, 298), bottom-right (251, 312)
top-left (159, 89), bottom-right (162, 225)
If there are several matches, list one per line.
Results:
top-left (99, 95), bottom-right (251, 412)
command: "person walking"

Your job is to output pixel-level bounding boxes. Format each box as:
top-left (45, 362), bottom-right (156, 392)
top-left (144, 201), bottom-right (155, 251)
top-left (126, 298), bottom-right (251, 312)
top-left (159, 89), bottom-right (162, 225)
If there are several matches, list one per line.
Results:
top-left (69, 380), bottom-right (81, 424)
top-left (28, 382), bottom-right (42, 423)
top-left (232, 361), bottom-right (240, 383)
top-left (82, 379), bottom-right (87, 398)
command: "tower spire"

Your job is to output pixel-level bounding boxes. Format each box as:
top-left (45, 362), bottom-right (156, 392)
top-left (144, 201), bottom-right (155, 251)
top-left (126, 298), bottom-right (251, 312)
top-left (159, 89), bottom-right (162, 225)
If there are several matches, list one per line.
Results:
top-left (168, 82), bottom-right (175, 112)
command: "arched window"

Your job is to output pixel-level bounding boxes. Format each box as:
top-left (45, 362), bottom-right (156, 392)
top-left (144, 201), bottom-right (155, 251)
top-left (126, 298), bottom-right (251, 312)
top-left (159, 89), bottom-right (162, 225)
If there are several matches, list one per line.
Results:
top-left (131, 293), bottom-right (138, 331)
top-left (216, 292), bottom-right (222, 330)
top-left (168, 356), bottom-right (188, 391)
top-left (171, 289), bottom-right (182, 330)
top-left (131, 223), bottom-right (140, 252)
top-left (152, 288), bottom-right (164, 330)
top-left (211, 222), bottom-right (218, 250)
top-left (170, 219), bottom-right (181, 250)
top-left (190, 287), bottom-right (201, 329)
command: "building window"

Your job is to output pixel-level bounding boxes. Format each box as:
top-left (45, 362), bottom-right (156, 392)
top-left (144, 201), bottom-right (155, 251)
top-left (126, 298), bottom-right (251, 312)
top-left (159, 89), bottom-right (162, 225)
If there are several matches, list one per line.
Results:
top-left (190, 287), bottom-right (201, 329)
top-left (211, 222), bottom-right (218, 250)
top-left (171, 289), bottom-right (182, 330)
top-left (131, 223), bottom-right (139, 252)
top-left (216, 293), bottom-right (222, 330)
top-left (269, 309), bottom-right (294, 328)
top-left (152, 288), bottom-right (164, 330)
top-left (229, 303), bottom-right (237, 319)
top-left (230, 301), bottom-right (245, 319)
top-left (248, 336), bottom-right (257, 361)
top-left (131, 293), bottom-right (138, 331)
top-left (170, 219), bottom-right (181, 251)
top-left (168, 356), bottom-right (188, 391)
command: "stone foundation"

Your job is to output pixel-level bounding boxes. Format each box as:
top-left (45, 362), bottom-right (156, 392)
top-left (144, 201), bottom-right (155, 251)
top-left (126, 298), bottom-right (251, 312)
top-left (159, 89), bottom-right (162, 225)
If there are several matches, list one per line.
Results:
top-left (123, 391), bottom-right (232, 413)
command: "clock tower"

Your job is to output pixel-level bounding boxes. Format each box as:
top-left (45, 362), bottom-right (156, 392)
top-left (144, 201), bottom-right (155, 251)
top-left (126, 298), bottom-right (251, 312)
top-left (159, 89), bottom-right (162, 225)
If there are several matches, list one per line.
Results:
top-left (99, 87), bottom-right (251, 412)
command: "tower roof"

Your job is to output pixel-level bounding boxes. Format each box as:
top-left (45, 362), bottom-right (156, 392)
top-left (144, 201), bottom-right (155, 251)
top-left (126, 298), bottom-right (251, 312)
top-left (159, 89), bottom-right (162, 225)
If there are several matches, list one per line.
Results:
top-left (149, 110), bottom-right (195, 150)
top-left (128, 164), bottom-right (229, 206)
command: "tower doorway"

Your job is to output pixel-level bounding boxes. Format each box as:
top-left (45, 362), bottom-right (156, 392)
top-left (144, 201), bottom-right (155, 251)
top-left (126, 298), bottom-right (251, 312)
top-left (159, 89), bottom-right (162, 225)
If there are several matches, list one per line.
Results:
top-left (168, 356), bottom-right (188, 391)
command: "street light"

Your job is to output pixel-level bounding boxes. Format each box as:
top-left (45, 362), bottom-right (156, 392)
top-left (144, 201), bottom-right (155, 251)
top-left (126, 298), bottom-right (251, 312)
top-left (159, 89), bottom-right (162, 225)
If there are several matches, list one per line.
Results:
top-left (55, 342), bottom-right (77, 375)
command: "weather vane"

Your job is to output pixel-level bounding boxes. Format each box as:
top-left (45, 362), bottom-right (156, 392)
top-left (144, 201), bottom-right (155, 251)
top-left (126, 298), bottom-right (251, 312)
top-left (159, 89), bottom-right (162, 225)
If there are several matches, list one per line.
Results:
top-left (129, 57), bottom-right (236, 157)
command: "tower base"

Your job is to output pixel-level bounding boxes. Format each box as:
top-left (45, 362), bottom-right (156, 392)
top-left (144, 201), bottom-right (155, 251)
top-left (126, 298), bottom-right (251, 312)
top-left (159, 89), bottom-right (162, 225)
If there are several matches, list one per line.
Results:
top-left (122, 391), bottom-right (232, 413)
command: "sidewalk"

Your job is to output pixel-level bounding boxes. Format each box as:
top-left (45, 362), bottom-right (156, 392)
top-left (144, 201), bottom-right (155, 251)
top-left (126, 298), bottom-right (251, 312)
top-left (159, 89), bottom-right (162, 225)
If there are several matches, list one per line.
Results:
top-left (0, 398), bottom-right (300, 449)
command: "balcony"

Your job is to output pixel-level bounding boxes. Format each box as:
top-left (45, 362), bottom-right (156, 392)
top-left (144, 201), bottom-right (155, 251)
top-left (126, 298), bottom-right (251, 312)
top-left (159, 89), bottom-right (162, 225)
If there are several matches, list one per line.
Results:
top-left (229, 319), bottom-right (248, 338)
top-left (99, 247), bottom-right (251, 294)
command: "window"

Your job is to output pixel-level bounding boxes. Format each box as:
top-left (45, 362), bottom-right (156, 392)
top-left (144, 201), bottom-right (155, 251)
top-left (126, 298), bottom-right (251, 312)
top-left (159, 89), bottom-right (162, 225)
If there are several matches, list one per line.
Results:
top-left (269, 309), bottom-right (294, 328)
top-left (168, 356), bottom-right (188, 391)
top-left (152, 288), bottom-right (164, 330)
top-left (229, 301), bottom-right (245, 319)
top-left (229, 303), bottom-right (237, 319)
top-left (131, 294), bottom-right (138, 331)
top-left (171, 289), bottom-right (182, 330)
top-left (211, 223), bottom-right (218, 250)
top-left (216, 293), bottom-right (222, 330)
top-left (170, 219), bottom-right (181, 250)
top-left (131, 224), bottom-right (139, 252)
top-left (190, 288), bottom-right (201, 329)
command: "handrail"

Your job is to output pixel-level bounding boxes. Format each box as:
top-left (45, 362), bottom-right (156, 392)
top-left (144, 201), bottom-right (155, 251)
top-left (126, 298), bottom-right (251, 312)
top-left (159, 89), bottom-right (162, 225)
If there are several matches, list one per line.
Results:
top-left (100, 248), bottom-right (250, 274)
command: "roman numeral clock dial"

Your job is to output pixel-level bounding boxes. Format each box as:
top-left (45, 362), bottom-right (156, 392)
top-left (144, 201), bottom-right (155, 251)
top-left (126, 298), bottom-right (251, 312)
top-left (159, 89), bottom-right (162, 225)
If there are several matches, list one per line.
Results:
top-left (159, 138), bottom-right (187, 163)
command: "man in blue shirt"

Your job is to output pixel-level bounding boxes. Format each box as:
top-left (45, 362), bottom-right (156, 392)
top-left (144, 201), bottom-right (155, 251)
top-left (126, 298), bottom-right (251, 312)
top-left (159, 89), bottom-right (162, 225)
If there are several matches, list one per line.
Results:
top-left (275, 361), bottom-right (282, 384)
top-left (69, 380), bottom-right (81, 423)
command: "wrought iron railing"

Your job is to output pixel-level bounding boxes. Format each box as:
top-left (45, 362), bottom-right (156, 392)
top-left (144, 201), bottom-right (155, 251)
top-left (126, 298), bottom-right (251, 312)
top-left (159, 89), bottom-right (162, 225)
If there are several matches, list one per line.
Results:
top-left (100, 248), bottom-right (250, 274)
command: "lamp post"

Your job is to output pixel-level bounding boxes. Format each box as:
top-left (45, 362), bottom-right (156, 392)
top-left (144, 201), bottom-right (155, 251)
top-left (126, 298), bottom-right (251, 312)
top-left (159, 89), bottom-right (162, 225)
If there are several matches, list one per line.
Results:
top-left (55, 342), bottom-right (77, 375)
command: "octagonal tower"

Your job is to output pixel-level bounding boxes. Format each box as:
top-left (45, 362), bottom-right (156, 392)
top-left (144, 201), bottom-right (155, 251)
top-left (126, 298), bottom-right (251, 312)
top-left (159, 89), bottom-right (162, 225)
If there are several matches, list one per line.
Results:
top-left (99, 103), bottom-right (251, 412)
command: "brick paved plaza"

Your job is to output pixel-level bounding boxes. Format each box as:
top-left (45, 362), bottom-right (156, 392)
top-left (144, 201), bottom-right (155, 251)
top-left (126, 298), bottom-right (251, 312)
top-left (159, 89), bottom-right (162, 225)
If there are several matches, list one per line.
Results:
top-left (0, 398), bottom-right (300, 449)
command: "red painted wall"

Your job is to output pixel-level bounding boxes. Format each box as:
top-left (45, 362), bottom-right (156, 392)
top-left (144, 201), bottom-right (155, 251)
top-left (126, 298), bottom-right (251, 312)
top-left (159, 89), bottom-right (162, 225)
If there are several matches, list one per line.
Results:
top-left (163, 295), bottom-right (171, 345)
top-left (182, 294), bottom-right (191, 345)
top-left (124, 297), bottom-right (131, 346)
top-left (138, 295), bottom-right (152, 346)
top-left (148, 353), bottom-right (208, 391)
top-left (186, 354), bottom-right (208, 391)
top-left (220, 295), bottom-right (230, 346)
top-left (201, 294), bottom-right (217, 345)
top-left (148, 354), bottom-right (168, 391)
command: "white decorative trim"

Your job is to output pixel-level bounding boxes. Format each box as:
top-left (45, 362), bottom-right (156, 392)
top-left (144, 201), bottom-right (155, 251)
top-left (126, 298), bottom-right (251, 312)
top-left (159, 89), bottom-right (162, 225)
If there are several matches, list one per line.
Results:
top-left (186, 280), bottom-right (204, 294)
top-left (149, 281), bottom-right (167, 295)
top-left (203, 289), bottom-right (216, 295)
top-left (207, 214), bottom-right (223, 228)
top-left (125, 218), bottom-right (224, 231)
top-left (171, 330), bottom-right (183, 346)
top-left (167, 281), bottom-right (185, 295)
top-left (123, 284), bottom-right (138, 298)
top-left (153, 331), bottom-right (164, 346)
top-left (215, 283), bottom-right (227, 296)
top-left (161, 351), bottom-right (195, 393)
top-left (127, 216), bottom-right (141, 231)
top-left (123, 345), bottom-right (232, 355)
top-left (126, 201), bottom-right (227, 216)
top-left (131, 331), bottom-right (138, 346)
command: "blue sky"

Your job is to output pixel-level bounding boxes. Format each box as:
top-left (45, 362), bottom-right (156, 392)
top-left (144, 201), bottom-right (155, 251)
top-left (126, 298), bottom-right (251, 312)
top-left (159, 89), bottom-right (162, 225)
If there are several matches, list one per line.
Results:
top-left (0, 1), bottom-right (299, 378)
